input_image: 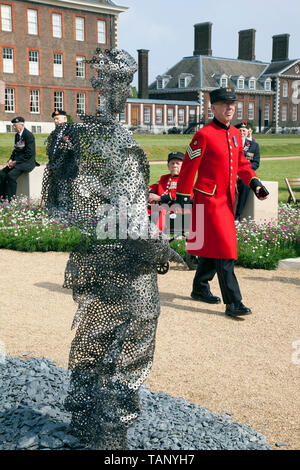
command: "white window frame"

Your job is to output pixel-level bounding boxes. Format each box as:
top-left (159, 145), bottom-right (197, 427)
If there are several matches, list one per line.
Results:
top-left (282, 103), bottom-right (287, 121)
top-left (189, 109), bottom-right (196, 123)
top-left (144, 106), bottom-right (151, 124)
top-left (237, 102), bottom-right (243, 120)
top-left (30, 89), bottom-right (40, 114)
top-left (248, 102), bottom-right (255, 120)
top-left (265, 79), bottom-right (271, 91)
top-left (249, 79), bottom-right (256, 90)
top-left (77, 92), bottom-right (86, 115)
top-left (264, 103), bottom-right (270, 121)
top-left (27, 9), bottom-right (38, 35)
top-left (3, 47), bottom-right (14, 73)
top-left (1, 4), bottom-right (12, 31)
top-left (5, 87), bottom-right (15, 112)
top-left (238, 78), bottom-right (245, 90)
top-left (31, 125), bottom-right (42, 134)
top-left (75, 16), bottom-right (85, 41)
top-left (29, 50), bottom-right (39, 76)
top-left (156, 107), bottom-right (163, 124)
top-left (179, 77), bottom-right (186, 88)
top-left (54, 91), bottom-right (64, 110)
top-left (52, 13), bottom-right (62, 38)
top-left (292, 104), bottom-right (297, 122)
top-left (76, 56), bottom-right (85, 78)
top-left (178, 108), bottom-right (185, 124)
top-left (97, 19), bottom-right (106, 44)
top-left (220, 75), bottom-right (228, 88)
top-left (167, 108), bottom-right (174, 125)
top-left (282, 81), bottom-right (288, 98)
top-left (156, 76), bottom-right (170, 90)
top-left (53, 53), bottom-right (63, 78)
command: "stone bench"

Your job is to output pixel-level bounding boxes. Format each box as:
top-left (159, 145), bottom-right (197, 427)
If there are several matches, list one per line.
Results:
top-left (16, 165), bottom-right (46, 199)
top-left (239, 180), bottom-right (278, 224)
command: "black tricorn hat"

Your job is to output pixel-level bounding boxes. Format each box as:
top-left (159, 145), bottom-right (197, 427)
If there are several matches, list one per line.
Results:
top-left (210, 87), bottom-right (236, 104)
top-left (52, 110), bottom-right (67, 118)
top-left (11, 116), bottom-right (25, 123)
top-left (168, 152), bottom-right (185, 163)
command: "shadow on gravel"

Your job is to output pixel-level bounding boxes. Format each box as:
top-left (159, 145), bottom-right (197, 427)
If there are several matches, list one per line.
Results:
top-left (246, 276), bottom-right (300, 286)
top-left (34, 282), bottom-right (72, 294)
top-left (158, 292), bottom-right (245, 320)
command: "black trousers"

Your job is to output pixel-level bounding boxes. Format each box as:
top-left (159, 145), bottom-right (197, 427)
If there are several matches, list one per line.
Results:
top-left (235, 179), bottom-right (250, 221)
top-left (192, 256), bottom-right (242, 304)
top-left (0, 166), bottom-right (23, 201)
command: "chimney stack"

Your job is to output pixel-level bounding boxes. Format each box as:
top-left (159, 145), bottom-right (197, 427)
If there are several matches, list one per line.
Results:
top-left (193, 22), bottom-right (212, 56)
top-left (238, 29), bottom-right (256, 61)
top-left (272, 34), bottom-right (290, 62)
top-left (137, 49), bottom-right (149, 99)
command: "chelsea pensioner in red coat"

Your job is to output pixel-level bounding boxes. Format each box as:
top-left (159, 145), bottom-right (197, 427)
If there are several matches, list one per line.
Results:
top-left (176, 87), bottom-right (268, 318)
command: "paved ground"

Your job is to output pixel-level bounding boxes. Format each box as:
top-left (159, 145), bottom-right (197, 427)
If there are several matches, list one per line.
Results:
top-left (0, 249), bottom-right (299, 450)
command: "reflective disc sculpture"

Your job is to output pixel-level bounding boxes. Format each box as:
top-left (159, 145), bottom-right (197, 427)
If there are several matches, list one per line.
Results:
top-left (42, 48), bottom-right (182, 450)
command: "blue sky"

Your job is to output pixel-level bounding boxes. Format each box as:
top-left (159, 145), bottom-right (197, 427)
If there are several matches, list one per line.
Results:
top-left (118, 0), bottom-right (300, 87)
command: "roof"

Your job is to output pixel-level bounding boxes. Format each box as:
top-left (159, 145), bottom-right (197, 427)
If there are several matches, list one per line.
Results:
top-left (262, 59), bottom-right (299, 76)
top-left (149, 55), bottom-right (271, 92)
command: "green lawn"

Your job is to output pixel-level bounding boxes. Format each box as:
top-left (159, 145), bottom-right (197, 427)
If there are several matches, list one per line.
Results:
top-left (135, 134), bottom-right (300, 160)
top-left (150, 159), bottom-right (300, 204)
top-left (1, 132), bottom-right (300, 164)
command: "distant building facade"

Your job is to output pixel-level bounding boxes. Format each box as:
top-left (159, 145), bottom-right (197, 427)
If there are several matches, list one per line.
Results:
top-left (146, 23), bottom-right (300, 133)
top-left (120, 98), bottom-right (201, 134)
top-left (0, 0), bottom-right (127, 133)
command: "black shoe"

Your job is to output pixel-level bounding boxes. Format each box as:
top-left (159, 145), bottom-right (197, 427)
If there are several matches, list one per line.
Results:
top-left (191, 290), bottom-right (221, 304)
top-left (225, 302), bottom-right (252, 317)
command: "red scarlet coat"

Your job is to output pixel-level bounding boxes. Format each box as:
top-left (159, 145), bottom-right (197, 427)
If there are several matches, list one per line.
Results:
top-left (148, 173), bottom-right (179, 231)
top-left (176, 119), bottom-right (257, 259)
top-left (149, 173), bottom-right (179, 201)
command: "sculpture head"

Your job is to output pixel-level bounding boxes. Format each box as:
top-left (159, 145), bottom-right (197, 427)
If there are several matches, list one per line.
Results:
top-left (88, 48), bottom-right (137, 121)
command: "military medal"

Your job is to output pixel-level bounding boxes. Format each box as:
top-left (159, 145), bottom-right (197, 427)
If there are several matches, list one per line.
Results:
top-left (233, 136), bottom-right (238, 147)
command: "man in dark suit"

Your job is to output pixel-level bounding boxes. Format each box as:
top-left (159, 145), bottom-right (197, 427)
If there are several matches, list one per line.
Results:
top-left (0, 116), bottom-right (39, 201)
top-left (44, 110), bottom-right (79, 215)
top-left (235, 122), bottom-right (260, 222)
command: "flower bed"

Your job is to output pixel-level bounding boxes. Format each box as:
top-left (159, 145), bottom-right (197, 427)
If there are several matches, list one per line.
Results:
top-left (0, 197), bottom-right (299, 270)
top-left (170, 203), bottom-right (299, 270)
top-left (235, 203), bottom-right (299, 269)
top-left (0, 197), bottom-right (82, 252)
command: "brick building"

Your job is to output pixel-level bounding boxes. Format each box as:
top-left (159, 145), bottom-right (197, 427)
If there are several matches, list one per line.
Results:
top-left (147, 23), bottom-right (300, 133)
top-left (0, 0), bottom-right (127, 132)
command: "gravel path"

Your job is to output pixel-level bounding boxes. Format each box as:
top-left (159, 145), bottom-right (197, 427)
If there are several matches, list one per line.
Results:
top-left (0, 250), bottom-right (299, 450)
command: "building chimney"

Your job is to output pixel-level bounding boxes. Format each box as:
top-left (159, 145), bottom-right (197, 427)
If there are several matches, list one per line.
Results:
top-left (238, 29), bottom-right (256, 61)
top-left (272, 34), bottom-right (290, 62)
top-left (193, 22), bottom-right (212, 56)
top-left (137, 49), bottom-right (149, 99)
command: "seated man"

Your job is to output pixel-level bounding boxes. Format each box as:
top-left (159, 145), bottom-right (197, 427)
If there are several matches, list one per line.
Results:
top-left (148, 152), bottom-right (185, 232)
top-left (235, 121), bottom-right (260, 222)
top-left (0, 117), bottom-right (39, 201)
